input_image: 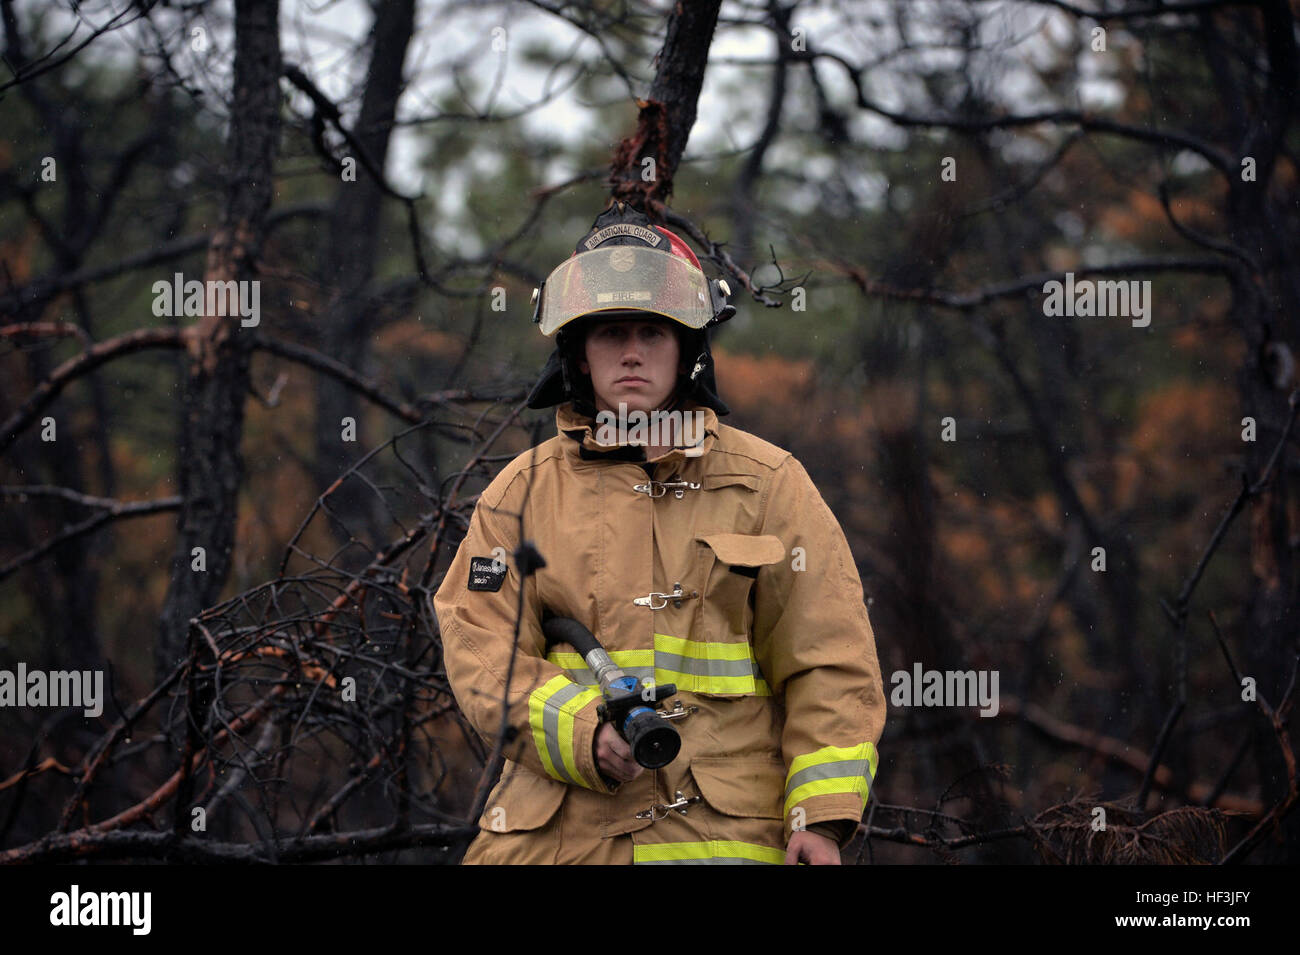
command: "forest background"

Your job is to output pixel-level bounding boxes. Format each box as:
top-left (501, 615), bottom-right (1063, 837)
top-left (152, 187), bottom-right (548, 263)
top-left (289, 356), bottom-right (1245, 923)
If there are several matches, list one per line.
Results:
top-left (1, 0), bottom-right (1296, 864)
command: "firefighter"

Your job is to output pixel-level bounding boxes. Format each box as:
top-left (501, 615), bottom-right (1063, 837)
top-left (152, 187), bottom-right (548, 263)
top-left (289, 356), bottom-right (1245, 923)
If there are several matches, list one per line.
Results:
top-left (433, 203), bottom-right (886, 864)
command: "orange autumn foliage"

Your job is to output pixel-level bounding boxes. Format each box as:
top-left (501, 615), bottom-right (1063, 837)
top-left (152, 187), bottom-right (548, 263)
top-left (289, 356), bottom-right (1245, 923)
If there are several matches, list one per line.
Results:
top-left (374, 319), bottom-right (463, 359)
top-left (1131, 380), bottom-right (1235, 480)
top-left (1099, 188), bottom-right (1220, 242)
top-left (713, 348), bottom-right (813, 409)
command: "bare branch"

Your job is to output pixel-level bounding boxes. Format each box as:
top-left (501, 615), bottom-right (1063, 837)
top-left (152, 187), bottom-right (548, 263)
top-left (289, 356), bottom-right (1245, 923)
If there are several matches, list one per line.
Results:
top-left (0, 326), bottom-right (187, 456)
top-left (0, 492), bottom-right (182, 583)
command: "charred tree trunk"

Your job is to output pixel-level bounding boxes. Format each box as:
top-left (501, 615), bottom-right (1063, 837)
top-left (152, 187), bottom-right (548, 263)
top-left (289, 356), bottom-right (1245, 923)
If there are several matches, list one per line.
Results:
top-left (156, 0), bottom-right (282, 672)
top-left (311, 0), bottom-right (417, 558)
top-left (1220, 0), bottom-right (1300, 862)
top-left (609, 0), bottom-right (724, 216)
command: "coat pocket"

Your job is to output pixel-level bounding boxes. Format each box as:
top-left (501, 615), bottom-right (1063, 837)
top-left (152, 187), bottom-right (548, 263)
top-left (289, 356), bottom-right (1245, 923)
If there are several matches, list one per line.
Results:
top-left (695, 532), bottom-right (784, 640)
top-left (478, 760), bottom-right (567, 832)
top-left (689, 754), bottom-right (786, 819)
top-left (658, 533), bottom-right (785, 698)
top-left (700, 473), bottom-right (763, 493)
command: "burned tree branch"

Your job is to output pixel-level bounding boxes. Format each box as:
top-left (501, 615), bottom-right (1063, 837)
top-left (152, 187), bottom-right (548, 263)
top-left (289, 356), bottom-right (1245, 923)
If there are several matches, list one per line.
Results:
top-left (609, 0), bottom-right (724, 211)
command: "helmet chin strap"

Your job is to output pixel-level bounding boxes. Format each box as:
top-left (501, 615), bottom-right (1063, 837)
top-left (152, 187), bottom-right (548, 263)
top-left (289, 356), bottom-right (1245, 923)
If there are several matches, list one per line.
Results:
top-left (639, 353), bottom-right (708, 446)
top-left (661, 350), bottom-right (707, 414)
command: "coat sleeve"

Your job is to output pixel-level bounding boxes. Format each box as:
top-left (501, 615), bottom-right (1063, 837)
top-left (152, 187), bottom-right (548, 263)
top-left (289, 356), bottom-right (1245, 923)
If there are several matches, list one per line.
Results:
top-left (433, 493), bottom-right (614, 794)
top-left (750, 455), bottom-right (886, 845)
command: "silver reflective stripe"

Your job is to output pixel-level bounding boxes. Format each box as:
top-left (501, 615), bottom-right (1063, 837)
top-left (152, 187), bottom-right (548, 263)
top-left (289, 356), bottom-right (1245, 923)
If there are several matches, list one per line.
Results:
top-left (654, 652), bottom-right (760, 680)
top-left (783, 757), bottom-right (872, 801)
top-left (541, 681), bottom-right (591, 785)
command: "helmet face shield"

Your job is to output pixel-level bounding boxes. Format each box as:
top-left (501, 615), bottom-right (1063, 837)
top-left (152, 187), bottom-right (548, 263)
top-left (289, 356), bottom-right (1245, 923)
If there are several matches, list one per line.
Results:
top-left (537, 246), bottom-right (714, 336)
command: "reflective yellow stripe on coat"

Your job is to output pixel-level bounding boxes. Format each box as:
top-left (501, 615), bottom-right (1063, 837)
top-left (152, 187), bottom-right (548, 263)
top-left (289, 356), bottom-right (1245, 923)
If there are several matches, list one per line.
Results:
top-left (546, 649), bottom-right (654, 686)
top-left (528, 675), bottom-right (602, 788)
top-left (633, 840), bottom-right (786, 865)
top-left (784, 742), bottom-right (879, 817)
top-left (547, 635), bottom-right (770, 697)
top-left (653, 633), bottom-right (770, 696)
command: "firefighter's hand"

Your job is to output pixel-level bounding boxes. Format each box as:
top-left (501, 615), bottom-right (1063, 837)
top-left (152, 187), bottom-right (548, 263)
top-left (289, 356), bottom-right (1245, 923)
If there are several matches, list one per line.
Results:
top-left (595, 722), bottom-right (644, 783)
top-left (785, 830), bottom-right (841, 865)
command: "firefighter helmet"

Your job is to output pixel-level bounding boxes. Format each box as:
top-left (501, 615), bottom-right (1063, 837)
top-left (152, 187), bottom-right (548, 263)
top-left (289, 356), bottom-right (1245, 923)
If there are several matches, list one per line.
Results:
top-left (526, 203), bottom-right (734, 416)
top-left (531, 204), bottom-right (733, 337)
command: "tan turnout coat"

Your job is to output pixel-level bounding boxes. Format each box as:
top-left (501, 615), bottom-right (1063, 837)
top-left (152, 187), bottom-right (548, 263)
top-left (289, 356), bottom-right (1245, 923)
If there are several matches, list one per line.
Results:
top-left (434, 400), bottom-right (885, 864)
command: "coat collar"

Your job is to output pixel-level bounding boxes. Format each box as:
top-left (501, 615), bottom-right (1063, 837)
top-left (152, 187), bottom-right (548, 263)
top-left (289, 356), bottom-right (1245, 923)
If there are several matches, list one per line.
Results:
top-left (555, 400), bottom-right (720, 467)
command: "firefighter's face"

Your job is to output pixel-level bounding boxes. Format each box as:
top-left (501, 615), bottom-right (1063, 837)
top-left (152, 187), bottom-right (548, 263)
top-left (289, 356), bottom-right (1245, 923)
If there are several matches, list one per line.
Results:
top-left (578, 316), bottom-right (682, 414)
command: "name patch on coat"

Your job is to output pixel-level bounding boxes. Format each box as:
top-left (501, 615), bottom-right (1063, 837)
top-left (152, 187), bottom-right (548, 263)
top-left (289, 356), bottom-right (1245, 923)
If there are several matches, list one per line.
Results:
top-left (468, 557), bottom-right (506, 592)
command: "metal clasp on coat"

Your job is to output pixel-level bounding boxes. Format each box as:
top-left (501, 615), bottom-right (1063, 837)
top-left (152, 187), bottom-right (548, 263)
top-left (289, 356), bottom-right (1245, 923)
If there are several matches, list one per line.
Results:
top-left (657, 700), bottom-right (698, 722)
top-left (633, 478), bottom-right (701, 499)
top-left (634, 791), bottom-right (702, 821)
top-left (632, 582), bottom-right (699, 610)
